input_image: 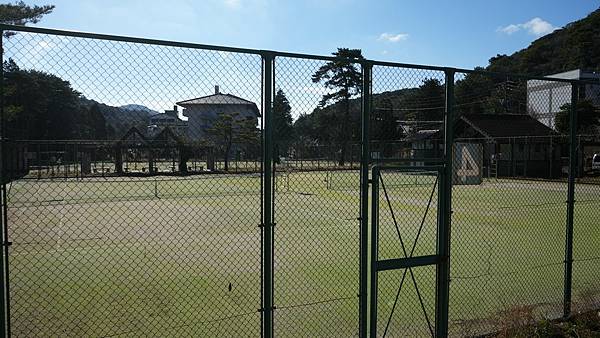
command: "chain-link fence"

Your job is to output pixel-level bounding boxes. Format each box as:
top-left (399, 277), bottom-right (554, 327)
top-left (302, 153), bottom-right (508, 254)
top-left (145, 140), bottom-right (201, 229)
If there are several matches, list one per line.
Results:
top-left (1, 24), bottom-right (599, 338)
top-left (1, 26), bottom-right (265, 338)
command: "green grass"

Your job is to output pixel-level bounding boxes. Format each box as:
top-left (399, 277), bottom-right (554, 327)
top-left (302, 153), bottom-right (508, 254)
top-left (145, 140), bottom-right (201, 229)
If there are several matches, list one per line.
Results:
top-left (5, 171), bottom-right (600, 337)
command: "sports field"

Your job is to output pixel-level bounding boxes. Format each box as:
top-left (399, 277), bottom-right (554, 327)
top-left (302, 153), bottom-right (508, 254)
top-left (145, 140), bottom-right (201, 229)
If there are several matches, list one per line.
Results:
top-left (5, 170), bottom-right (600, 337)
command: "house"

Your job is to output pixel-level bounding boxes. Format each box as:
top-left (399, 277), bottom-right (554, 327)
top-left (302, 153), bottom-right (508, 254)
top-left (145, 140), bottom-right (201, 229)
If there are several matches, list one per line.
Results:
top-left (455, 114), bottom-right (562, 178)
top-left (147, 106), bottom-right (188, 138)
top-left (176, 85), bottom-right (260, 141)
top-left (527, 69), bottom-right (600, 130)
top-left (402, 114), bottom-right (563, 178)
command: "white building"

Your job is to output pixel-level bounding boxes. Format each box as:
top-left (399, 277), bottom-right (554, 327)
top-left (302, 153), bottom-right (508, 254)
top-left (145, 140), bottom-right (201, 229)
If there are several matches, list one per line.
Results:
top-left (177, 86), bottom-right (260, 141)
top-left (527, 69), bottom-right (600, 130)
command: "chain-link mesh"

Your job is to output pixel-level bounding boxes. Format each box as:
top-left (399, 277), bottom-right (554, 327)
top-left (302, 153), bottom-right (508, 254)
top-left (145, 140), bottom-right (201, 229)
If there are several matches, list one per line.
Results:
top-left (449, 71), bottom-right (576, 336)
top-left (371, 65), bottom-right (446, 164)
top-left (368, 65), bottom-right (446, 338)
top-left (272, 56), bottom-right (361, 337)
top-left (373, 169), bottom-right (439, 337)
top-left (2, 30), bottom-right (263, 337)
top-left (572, 83), bottom-right (600, 314)
top-left (1, 25), bottom-right (600, 338)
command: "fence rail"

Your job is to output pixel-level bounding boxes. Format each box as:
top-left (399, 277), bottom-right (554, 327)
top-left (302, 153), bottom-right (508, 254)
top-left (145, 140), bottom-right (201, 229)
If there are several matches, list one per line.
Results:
top-left (0, 23), bottom-right (599, 337)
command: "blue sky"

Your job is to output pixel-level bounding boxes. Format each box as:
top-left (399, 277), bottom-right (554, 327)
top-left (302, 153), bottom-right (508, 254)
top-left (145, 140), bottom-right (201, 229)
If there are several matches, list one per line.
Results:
top-left (10, 0), bottom-right (599, 119)
top-left (26, 0), bottom-right (599, 69)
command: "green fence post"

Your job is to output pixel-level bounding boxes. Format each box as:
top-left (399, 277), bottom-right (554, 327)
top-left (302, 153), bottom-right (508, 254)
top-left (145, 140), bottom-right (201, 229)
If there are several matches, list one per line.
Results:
top-left (261, 51), bottom-right (275, 338)
top-left (436, 68), bottom-right (454, 337)
top-left (0, 29), bottom-right (8, 338)
top-left (563, 82), bottom-right (578, 318)
top-left (359, 60), bottom-right (371, 338)
top-left (369, 166), bottom-right (379, 338)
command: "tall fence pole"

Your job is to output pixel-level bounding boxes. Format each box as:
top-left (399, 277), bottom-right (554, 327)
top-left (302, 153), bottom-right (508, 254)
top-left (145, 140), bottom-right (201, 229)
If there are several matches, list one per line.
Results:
top-left (261, 52), bottom-right (275, 338)
top-left (0, 29), bottom-right (9, 338)
top-left (435, 68), bottom-right (455, 337)
top-left (359, 61), bottom-right (371, 338)
top-left (563, 82), bottom-right (578, 318)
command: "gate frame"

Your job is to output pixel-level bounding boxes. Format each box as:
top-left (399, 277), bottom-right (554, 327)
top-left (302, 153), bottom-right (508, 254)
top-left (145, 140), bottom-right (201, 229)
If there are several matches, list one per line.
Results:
top-left (369, 165), bottom-right (445, 338)
top-left (365, 69), bottom-right (454, 338)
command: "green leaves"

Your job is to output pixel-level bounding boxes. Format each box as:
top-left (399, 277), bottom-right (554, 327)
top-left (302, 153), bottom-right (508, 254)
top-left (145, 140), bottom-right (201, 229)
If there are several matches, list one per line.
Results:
top-left (311, 48), bottom-right (363, 108)
top-left (555, 99), bottom-right (600, 134)
top-left (3, 59), bottom-right (108, 140)
top-left (310, 48), bottom-right (364, 165)
top-left (0, 1), bottom-right (55, 37)
top-left (273, 89), bottom-right (293, 155)
top-left (206, 111), bottom-right (259, 170)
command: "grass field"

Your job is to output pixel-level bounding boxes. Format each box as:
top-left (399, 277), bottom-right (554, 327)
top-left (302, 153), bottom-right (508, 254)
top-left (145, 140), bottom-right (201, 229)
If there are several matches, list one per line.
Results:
top-left (5, 170), bottom-right (600, 337)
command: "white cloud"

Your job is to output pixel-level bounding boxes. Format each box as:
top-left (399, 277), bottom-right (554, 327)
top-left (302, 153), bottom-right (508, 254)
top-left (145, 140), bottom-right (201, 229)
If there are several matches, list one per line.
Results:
top-left (378, 32), bottom-right (409, 42)
top-left (498, 24), bottom-right (520, 35)
top-left (497, 17), bottom-right (556, 36)
top-left (223, 0), bottom-right (241, 9)
top-left (38, 41), bottom-right (53, 49)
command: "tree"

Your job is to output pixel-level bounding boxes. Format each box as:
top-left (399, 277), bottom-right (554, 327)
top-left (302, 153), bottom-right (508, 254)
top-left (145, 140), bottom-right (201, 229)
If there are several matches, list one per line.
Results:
top-left (273, 89), bottom-right (293, 158)
top-left (3, 59), bottom-right (82, 139)
top-left (555, 99), bottom-right (600, 134)
top-left (372, 97), bottom-right (401, 157)
top-left (206, 112), bottom-right (258, 171)
top-left (88, 103), bottom-right (108, 140)
top-left (455, 69), bottom-right (496, 116)
top-left (413, 78), bottom-right (445, 122)
top-left (312, 48), bottom-right (363, 166)
top-left (0, 1), bottom-right (55, 37)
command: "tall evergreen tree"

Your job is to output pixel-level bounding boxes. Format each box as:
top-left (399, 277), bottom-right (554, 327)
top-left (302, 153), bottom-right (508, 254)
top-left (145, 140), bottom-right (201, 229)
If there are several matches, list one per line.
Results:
top-left (372, 97), bottom-right (401, 157)
top-left (312, 48), bottom-right (363, 166)
top-left (272, 89), bottom-right (293, 158)
top-left (88, 103), bottom-right (108, 140)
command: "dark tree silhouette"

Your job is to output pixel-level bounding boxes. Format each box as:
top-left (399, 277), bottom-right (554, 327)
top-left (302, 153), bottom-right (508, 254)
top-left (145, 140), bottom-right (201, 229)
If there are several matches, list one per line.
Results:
top-left (312, 48), bottom-right (363, 166)
top-left (555, 99), bottom-right (600, 134)
top-left (273, 89), bottom-right (293, 158)
top-left (0, 1), bottom-right (55, 37)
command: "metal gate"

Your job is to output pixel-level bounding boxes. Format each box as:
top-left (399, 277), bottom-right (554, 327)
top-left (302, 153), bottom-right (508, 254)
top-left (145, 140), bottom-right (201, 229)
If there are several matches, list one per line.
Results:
top-left (369, 166), bottom-right (449, 337)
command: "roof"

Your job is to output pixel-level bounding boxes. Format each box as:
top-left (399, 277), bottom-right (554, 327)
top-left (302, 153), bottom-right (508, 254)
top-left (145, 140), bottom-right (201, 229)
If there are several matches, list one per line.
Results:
top-left (547, 69), bottom-right (600, 81)
top-left (406, 129), bottom-right (441, 142)
top-left (176, 93), bottom-right (260, 116)
top-left (177, 93), bottom-right (256, 106)
top-left (119, 127), bottom-right (148, 144)
top-left (459, 114), bottom-right (555, 138)
top-left (528, 69), bottom-right (600, 90)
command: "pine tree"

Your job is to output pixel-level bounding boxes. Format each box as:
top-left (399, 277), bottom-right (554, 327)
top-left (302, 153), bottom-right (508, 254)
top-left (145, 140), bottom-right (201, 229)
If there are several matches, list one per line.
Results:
top-left (312, 48), bottom-right (363, 166)
top-left (0, 1), bottom-right (55, 37)
top-left (272, 89), bottom-right (293, 158)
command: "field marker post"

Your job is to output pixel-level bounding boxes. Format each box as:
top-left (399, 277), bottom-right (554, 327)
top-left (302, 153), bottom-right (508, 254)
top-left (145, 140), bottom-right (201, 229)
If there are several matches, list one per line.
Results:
top-left (563, 82), bottom-right (578, 318)
top-left (359, 60), bottom-right (371, 338)
top-left (435, 68), bottom-right (455, 337)
top-left (261, 51), bottom-right (275, 338)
